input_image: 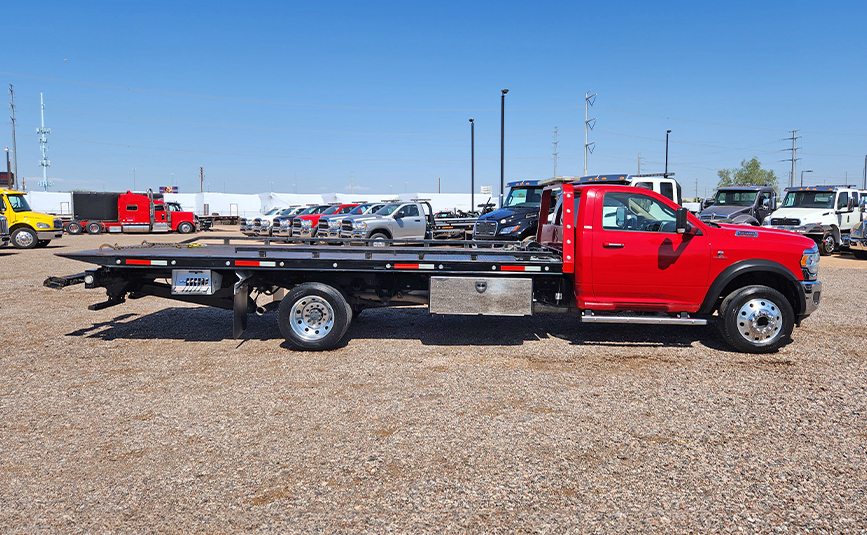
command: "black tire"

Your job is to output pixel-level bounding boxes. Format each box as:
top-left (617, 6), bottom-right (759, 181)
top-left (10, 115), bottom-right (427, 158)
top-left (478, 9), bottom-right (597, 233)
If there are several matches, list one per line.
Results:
top-left (66, 221), bottom-right (83, 235)
top-left (86, 222), bottom-right (102, 235)
top-left (368, 232), bottom-right (389, 247)
top-left (818, 233), bottom-right (834, 256)
top-left (853, 250), bottom-right (867, 260)
top-left (11, 228), bottom-right (37, 249)
top-left (177, 221), bottom-right (194, 234)
top-left (278, 283), bottom-right (352, 350)
top-left (717, 285), bottom-right (794, 353)
top-left (35, 240), bottom-right (50, 248)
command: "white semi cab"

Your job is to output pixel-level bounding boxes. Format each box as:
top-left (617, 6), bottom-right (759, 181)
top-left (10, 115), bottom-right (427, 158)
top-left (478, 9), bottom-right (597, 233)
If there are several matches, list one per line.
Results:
top-left (764, 185), bottom-right (863, 255)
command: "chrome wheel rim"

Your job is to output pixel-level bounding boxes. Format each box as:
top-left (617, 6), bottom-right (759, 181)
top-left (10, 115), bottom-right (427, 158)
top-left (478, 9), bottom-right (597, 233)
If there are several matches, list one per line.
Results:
top-left (736, 297), bottom-right (782, 343)
top-left (289, 296), bottom-right (335, 341)
top-left (822, 236), bottom-right (834, 253)
top-left (15, 231), bottom-right (34, 247)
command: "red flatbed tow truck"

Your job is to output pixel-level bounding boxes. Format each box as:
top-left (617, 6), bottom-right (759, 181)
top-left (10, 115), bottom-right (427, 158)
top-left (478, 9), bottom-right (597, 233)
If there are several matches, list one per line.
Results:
top-left (46, 175), bottom-right (822, 353)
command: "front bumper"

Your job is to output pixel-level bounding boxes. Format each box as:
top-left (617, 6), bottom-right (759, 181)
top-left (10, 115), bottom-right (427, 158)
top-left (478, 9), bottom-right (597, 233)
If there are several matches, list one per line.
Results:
top-left (37, 231), bottom-right (64, 240)
top-left (254, 227), bottom-right (273, 236)
top-left (850, 236), bottom-right (866, 252)
top-left (801, 280), bottom-right (822, 316)
top-left (294, 227), bottom-right (317, 238)
top-left (1, 236), bottom-right (9, 247)
top-left (341, 229), bottom-right (367, 240)
top-left (275, 226), bottom-right (293, 237)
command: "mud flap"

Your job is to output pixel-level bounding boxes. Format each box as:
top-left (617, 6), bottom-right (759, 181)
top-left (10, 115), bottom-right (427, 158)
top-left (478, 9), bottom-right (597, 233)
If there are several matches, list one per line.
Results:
top-left (233, 270), bottom-right (253, 339)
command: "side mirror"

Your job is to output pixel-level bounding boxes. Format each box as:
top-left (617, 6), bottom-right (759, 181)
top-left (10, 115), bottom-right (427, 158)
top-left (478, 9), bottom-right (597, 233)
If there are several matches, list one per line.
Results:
top-left (761, 198), bottom-right (771, 210)
top-left (676, 207), bottom-right (689, 234)
top-left (860, 199), bottom-right (866, 213)
top-left (702, 198), bottom-right (714, 209)
top-left (615, 206), bottom-right (626, 227)
top-left (395, 210), bottom-right (406, 219)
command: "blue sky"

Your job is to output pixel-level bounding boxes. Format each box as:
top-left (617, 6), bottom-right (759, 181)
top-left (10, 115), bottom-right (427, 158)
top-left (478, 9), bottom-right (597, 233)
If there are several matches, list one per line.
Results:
top-left (2, 0), bottom-right (865, 198)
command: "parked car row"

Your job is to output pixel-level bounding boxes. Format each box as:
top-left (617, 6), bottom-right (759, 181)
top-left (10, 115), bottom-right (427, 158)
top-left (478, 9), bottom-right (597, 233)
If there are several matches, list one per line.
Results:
top-left (240, 200), bottom-right (435, 244)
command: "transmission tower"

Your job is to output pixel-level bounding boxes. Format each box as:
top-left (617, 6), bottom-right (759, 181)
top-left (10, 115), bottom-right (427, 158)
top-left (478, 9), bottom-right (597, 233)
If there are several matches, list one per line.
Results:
top-left (37, 93), bottom-right (51, 191)
top-left (781, 130), bottom-right (800, 188)
top-left (9, 85), bottom-right (18, 190)
top-left (584, 91), bottom-right (596, 176)
top-left (552, 126), bottom-right (559, 178)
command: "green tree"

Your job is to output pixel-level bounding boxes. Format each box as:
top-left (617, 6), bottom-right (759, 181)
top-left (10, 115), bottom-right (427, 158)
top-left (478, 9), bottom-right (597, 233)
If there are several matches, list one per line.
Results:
top-left (717, 157), bottom-right (778, 190)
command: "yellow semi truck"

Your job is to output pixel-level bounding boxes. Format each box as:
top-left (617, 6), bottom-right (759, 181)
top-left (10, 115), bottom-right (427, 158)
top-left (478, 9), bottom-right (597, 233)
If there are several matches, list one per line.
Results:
top-left (0, 189), bottom-right (64, 248)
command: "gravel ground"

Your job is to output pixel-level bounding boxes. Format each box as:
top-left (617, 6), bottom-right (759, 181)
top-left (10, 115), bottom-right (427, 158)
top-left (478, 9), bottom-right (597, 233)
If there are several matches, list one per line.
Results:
top-left (1, 232), bottom-right (866, 534)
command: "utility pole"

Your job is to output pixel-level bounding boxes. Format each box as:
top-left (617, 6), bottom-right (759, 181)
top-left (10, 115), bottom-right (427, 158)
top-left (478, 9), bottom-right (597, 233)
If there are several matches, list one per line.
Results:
top-left (552, 126), bottom-right (559, 178)
top-left (350, 171), bottom-right (353, 195)
top-left (469, 118), bottom-right (474, 212)
top-left (9, 85), bottom-right (18, 189)
top-left (584, 91), bottom-right (596, 176)
top-left (500, 89), bottom-right (508, 208)
top-left (781, 130), bottom-right (800, 188)
top-left (38, 93), bottom-right (51, 191)
top-left (637, 153), bottom-right (641, 176)
top-left (664, 130), bottom-right (671, 178)
top-left (200, 167), bottom-right (204, 193)
top-left (695, 177), bottom-right (698, 201)
top-left (863, 155), bottom-right (866, 190)
top-left (438, 177), bottom-right (441, 194)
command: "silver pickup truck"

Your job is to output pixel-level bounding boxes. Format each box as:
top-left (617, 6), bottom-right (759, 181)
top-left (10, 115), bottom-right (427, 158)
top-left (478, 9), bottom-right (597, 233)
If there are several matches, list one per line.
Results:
top-left (339, 200), bottom-right (433, 244)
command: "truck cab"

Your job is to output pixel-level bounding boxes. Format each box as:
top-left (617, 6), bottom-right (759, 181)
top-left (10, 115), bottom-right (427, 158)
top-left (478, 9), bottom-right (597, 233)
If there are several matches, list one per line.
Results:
top-left (700, 185), bottom-right (776, 226)
top-left (0, 188), bottom-right (63, 248)
top-left (473, 180), bottom-right (549, 243)
top-left (764, 185), bottom-right (863, 255)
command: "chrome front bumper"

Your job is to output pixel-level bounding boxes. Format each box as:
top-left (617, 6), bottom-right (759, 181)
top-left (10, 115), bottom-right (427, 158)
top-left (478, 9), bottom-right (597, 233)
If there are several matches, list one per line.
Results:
top-left (37, 231), bottom-right (64, 240)
top-left (850, 237), bottom-right (866, 252)
top-left (801, 280), bottom-right (822, 316)
top-left (275, 227), bottom-right (293, 237)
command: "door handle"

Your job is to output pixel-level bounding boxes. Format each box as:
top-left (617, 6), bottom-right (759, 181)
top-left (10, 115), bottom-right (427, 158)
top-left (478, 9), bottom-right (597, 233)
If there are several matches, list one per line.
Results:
top-left (603, 242), bottom-right (625, 248)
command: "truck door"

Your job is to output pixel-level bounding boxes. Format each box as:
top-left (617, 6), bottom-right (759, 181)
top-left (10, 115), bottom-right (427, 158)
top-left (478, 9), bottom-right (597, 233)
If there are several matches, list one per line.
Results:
top-left (591, 190), bottom-right (710, 308)
top-left (836, 192), bottom-right (852, 228)
top-left (154, 204), bottom-right (167, 224)
top-left (395, 204), bottom-right (423, 238)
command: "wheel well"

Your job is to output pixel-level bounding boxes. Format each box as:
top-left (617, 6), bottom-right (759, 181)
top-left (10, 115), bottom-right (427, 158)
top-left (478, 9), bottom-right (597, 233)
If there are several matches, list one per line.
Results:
top-left (9, 223), bottom-right (34, 233)
top-left (716, 271), bottom-right (799, 314)
top-left (368, 229), bottom-right (392, 239)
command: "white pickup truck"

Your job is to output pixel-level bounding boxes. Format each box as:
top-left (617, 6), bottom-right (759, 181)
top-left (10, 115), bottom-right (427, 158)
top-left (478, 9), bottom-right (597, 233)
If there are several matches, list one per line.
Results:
top-left (764, 185), bottom-right (864, 255)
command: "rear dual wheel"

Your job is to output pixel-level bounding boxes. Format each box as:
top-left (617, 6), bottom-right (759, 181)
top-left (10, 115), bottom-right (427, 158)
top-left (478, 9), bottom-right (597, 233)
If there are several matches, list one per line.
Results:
top-left (278, 283), bottom-right (352, 350)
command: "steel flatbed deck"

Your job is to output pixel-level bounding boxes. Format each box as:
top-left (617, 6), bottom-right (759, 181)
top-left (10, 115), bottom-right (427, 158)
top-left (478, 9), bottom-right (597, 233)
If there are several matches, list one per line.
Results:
top-left (58, 237), bottom-right (565, 275)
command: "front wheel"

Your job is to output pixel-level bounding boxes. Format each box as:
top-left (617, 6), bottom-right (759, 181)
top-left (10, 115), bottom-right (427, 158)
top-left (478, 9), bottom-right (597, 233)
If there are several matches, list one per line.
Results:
top-left (11, 228), bottom-right (37, 249)
top-left (278, 283), bottom-right (352, 350)
top-left (368, 232), bottom-right (389, 247)
top-left (177, 221), bottom-right (194, 234)
top-left (818, 233), bottom-right (835, 256)
top-left (717, 285), bottom-right (794, 353)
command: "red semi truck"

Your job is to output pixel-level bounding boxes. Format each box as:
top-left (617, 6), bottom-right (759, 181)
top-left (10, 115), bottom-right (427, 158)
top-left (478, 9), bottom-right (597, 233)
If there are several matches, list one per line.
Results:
top-left (46, 175), bottom-right (821, 354)
top-left (64, 191), bottom-right (198, 235)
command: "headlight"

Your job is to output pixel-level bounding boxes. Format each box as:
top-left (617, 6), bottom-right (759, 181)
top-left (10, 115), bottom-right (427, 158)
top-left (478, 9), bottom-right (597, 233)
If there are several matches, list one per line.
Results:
top-left (280, 219), bottom-right (291, 227)
top-left (800, 246), bottom-right (820, 280)
top-left (353, 221), bottom-right (367, 230)
top-left (329, 220), bottom-right (341, 228)
top-left (498, 225), bottom-right (521, 234)
top-left (762, 217), bottom-right (771, 226)
top-left (36, 222), bottom-right (50, 229)
top-left (301, 220), bottom-right (312, 228)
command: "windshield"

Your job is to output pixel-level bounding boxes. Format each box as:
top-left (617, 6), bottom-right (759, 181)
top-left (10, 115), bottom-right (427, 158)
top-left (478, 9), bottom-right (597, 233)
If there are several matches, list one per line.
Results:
top-left (322, 206), bottom-right (340, 215)
top-left (349, 204), bottom-right (372, 215)
top-left (782, 191), bottom-right (834, 209)
top-left (166, 202), bottom-right (183, 212)
top-left (503, 187), bottom-right (543, 208)
top-left (7, 194), bottom-right (32, 212)
top-left (714, 190), bottom-right (758, 206)
top-left (264, 207), bottom-right (282, 215)
top-left (375, 203), bottom-right (400, 216)
top-left (296, 206), bottom-right (318, 215)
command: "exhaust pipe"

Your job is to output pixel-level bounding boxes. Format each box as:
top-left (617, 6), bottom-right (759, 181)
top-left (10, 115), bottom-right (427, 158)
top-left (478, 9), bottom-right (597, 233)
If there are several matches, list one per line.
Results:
top-left (255, 301), bottom-right (281, 316)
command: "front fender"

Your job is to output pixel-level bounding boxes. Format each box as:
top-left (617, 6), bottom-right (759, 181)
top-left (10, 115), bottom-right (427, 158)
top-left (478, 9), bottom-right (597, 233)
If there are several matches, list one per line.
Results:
top-left (698, 259), bottom-right (805, 315)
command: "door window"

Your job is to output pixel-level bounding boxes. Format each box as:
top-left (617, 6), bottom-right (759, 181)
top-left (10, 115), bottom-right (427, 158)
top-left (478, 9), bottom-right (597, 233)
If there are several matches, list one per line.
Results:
top-left (660, 182), bottom-right (674, 201)
top-left (837, 192), bottom-right (849, 210)
top-left (601, 192), bottom-right (678, 232)
top-left (405, 205), bottom-right (419, 217)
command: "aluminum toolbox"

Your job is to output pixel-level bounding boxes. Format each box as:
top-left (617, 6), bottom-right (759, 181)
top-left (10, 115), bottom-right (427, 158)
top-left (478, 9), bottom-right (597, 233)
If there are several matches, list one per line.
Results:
top-left (429, 276), bottom-right (532, 316)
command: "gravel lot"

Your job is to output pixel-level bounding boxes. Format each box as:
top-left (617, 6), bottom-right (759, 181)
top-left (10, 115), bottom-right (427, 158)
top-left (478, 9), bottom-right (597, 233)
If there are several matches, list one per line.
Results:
top-left (1, 231), bottom-right (866, 534)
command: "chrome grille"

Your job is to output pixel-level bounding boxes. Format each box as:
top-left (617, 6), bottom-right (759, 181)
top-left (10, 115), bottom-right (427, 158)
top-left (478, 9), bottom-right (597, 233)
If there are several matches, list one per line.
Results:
top-left (318, 219), bottom-right (329, 230)
top-left (474, 220), bottom-right (497, 236)
top-left (342, 219), bottom-right (353, 231)
top-left (771, 217), bottom-right (800, 226)
top-left (53, 218), bottom-right (63, 229)
top-left (0, 217), bottom-right (8, 235)
top-left (292, 219), bottom-right (302, 229)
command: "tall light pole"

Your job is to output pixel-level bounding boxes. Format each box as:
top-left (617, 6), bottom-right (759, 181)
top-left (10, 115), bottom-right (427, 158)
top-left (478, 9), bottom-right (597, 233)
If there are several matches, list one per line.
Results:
top-left (800, 169), bottom-right (813, 187)
top-left (132, 167), bottom-right (136, 191)
top-left (500, 89), bottom-right (508, 208)
top-left (469, 118), bottom-right (474, 212)
top-left (664, 130), bottom-right (671, 178)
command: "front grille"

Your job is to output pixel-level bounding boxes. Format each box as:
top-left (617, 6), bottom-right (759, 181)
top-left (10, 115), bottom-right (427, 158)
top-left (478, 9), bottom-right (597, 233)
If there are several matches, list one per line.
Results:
top-left (342, 219), bottom-right (353, 231)
top-left (293, 219), bottom-right (302, 229)
top-left (474, 220), bottom-right (497, 236)
top-left (0, 218), bottom-right (8, 235)
top-left (53, 218), bottom-right (63, 229)
top-left (318, 219), bottom-right (329, 230)
top-left (771, 217), bottom-right (800, 226)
